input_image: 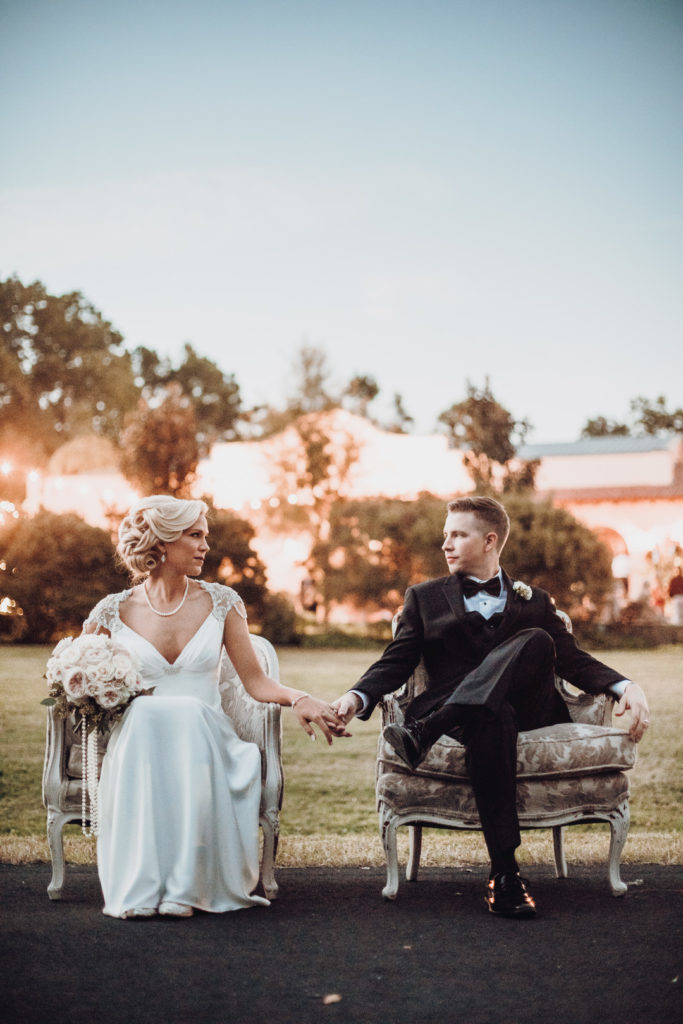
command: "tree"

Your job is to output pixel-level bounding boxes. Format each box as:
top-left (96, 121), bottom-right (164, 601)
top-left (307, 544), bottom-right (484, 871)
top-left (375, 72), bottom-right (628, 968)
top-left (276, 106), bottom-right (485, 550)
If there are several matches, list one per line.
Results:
top-left (581, 396), bottom-right (683, 438)
top-left (0, 277), bottom-right (139, 459)
top-left (630, 396), bottom-right (683, 436)
top-left (312, 494), bottom-right (446, 612)
top-left (385, 393), bottom-right (414, 434)
top-left (268, 411), bottom-right (359, 617)
top-left (580, 416), bottom-right (630, 438)
top-left (0, 510), bottom-right (127, 642)
top-left (438, 379), bottom-right (538, 493)
top-left (255, 344), bottom-right (338, 436)
top-left (119, 384), bottom-right (200, 497)
top-left (200, 501), bottom-right (268, 615)
top-left (343, 374), bottom-right (379, 418)
top-left (312, 493), bottom-right (613, 622)
top-left (133, 343), bottom-right (245, 448)
top-left (286, 344), bottom-right (336, 416)
top-left (501, 495), bottom-right (614, 617)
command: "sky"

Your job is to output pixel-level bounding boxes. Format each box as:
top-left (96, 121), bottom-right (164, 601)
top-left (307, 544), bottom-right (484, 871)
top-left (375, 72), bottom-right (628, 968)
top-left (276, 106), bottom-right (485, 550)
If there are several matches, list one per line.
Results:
top-left (1, 0), bottom-right (681, 442)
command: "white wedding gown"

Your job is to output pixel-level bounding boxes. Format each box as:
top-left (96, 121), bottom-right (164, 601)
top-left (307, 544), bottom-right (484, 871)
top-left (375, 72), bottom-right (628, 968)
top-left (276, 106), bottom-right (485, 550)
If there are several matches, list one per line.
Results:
top-left (85, 582), bottom-right (269, 918)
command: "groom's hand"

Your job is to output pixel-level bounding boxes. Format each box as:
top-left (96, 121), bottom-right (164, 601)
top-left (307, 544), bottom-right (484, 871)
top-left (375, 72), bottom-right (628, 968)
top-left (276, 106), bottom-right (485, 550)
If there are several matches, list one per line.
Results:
top-left (615, 682), bottom-right (650, 742)
top-left (331, 692), bottom-right (362, 726)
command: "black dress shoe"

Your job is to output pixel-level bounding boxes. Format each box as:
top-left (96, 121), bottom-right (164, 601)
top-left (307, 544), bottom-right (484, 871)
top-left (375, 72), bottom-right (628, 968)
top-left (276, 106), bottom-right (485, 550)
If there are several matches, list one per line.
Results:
top-left (383, 721), bottom-right (429, 770)
top-left (486, 873), bottom-right (537, 918)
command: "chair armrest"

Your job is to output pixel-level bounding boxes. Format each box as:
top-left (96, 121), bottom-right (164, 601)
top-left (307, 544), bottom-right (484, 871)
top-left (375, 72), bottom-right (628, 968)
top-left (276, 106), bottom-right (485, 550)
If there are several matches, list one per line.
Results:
top-left (379, 693), bottom-right (404, 727)
top-left (555, 676), bottom-right (615, 726)
top-left (43, 707), bottom-right (68, 810)
top-left (219, 636), bottom-right (282, 747)
top-left (219, 635), bottom-right (284, 813)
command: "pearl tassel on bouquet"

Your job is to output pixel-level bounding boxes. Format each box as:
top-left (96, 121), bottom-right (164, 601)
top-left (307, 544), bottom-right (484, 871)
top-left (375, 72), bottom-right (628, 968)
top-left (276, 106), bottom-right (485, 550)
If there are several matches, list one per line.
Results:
top-left (79, 719), bottom-right (100, 837)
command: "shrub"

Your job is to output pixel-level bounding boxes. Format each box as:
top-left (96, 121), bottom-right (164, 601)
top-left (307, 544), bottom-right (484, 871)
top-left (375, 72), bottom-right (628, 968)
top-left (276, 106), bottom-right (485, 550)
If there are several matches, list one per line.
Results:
top-left (0, 511), bottom-right (127, 642)
top-left (259, 592), bottom-right (300, 645)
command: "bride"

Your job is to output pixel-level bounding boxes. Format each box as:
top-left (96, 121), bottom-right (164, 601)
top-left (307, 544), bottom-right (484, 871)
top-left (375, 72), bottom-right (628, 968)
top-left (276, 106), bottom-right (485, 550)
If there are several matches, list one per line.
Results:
top-left (84, 494), bottom-right (346, 919)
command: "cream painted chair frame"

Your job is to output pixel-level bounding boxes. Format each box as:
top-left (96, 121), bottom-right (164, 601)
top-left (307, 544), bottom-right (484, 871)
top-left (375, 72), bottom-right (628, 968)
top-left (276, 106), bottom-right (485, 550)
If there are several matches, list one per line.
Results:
top-left (43, 634), bottom-right (283, 901)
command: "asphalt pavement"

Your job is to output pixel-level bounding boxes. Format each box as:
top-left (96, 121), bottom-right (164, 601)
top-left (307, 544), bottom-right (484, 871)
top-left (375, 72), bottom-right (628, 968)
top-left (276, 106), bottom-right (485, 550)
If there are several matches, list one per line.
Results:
top-left (2, 862), bottom-right (681, 1024)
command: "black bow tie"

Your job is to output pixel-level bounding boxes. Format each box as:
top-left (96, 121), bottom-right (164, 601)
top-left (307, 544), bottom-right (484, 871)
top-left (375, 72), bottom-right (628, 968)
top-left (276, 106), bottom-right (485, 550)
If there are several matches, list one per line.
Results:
top-left (461, 576), bottom-right (501, 599)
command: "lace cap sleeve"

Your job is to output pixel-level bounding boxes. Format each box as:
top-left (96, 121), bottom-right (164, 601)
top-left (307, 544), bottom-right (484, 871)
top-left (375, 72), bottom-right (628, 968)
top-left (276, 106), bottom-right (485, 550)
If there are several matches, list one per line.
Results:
top-left (202, 582), bottom-right (247, 623)
top-left (83, 591), bottom-right (131, 634)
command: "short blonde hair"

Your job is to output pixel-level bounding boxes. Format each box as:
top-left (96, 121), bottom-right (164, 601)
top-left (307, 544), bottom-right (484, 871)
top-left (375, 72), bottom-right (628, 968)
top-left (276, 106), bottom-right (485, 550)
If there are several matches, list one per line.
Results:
top-left (117, 495), bottom-right (208, 576)
top-left (446, 496), bottom-right (510, 550)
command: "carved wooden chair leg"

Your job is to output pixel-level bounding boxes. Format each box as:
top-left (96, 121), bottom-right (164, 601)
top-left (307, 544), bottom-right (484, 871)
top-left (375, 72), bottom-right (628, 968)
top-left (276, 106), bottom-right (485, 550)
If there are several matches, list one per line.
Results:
top-left (46, 810), bottom-right (68, 900)
top-left (607, 802), bottom-right (630, 896)
top-left (380, 804), bottom-right (400, 900)
top-left (552, 825), bottom-right (568, 879)
top-left (406, 824), bottom-right (422, 882)
top-left (259, 811), bottom-right (280, 900)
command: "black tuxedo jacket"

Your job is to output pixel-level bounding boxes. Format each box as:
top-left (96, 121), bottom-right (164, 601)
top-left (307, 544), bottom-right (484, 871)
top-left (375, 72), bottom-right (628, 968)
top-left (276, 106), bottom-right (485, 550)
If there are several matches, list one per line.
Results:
top-left (354, 570), bottom-right (624, 722)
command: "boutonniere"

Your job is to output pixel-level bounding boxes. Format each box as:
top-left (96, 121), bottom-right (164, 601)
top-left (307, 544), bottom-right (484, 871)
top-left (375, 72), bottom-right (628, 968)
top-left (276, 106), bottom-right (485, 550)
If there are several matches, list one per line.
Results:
top-left (512, 580), bottom-right (532, 601)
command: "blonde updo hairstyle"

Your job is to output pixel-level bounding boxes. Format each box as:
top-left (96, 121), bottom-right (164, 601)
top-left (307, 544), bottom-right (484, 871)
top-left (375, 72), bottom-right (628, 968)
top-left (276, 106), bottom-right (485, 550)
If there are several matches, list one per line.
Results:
top-left (117, 495), bottom-right (209, 578)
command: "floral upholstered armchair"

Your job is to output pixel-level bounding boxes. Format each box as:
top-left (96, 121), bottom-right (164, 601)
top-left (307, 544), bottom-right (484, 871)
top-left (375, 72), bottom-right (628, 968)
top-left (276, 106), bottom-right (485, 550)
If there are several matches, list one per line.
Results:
top-left (43, 634), bottom-right (283, 901)
top-left (376, 613), bottom-right (637, 900)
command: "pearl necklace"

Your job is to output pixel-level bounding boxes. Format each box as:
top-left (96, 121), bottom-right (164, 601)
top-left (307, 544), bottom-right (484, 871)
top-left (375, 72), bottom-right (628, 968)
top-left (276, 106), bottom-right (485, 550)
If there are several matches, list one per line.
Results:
top-left (143, 578), bottom-right (190, 616)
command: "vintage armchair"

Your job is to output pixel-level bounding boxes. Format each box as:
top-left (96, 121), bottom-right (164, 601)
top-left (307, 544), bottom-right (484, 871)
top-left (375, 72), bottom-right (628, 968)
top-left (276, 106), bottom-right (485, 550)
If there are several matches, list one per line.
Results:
top-left (376, 613), bottom-right (638, 900)
top-left (43, 634), bottom-right (283, 901)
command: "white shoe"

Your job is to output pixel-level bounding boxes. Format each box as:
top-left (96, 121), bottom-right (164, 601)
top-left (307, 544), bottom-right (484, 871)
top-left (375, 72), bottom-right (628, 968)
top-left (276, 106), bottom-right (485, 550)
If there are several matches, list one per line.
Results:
top-left (159, 900), bottom-right (194, 917)
top-left (122, 907), bottom-right (157, 919)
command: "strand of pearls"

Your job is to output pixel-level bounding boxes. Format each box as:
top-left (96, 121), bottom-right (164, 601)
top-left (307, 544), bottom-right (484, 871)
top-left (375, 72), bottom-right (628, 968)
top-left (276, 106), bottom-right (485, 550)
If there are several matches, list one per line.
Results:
top-left (80, 718), bottom-right (100, 837)
top-left (143, 578), bottom-right (190, 616)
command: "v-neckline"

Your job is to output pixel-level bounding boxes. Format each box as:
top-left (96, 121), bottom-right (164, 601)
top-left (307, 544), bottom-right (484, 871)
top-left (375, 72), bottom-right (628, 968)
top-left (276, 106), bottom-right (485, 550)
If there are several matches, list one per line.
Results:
top-left (119, 612), bottom-right (213, 667)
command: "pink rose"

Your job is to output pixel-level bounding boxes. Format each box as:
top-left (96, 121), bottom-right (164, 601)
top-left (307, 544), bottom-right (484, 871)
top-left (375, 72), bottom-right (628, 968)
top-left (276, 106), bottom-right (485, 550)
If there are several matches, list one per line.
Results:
top-left (98, 687), bottom-right (123, 709)
top-left (63, 668), bottom-right (87, 701)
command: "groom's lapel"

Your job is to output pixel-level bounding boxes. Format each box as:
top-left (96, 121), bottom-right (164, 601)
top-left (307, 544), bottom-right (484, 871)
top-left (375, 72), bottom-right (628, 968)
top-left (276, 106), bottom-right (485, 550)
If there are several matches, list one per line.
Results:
top-left (443, 574), bottom-right (466, 620)
top-left (499, 568), bottom-right (522, 631)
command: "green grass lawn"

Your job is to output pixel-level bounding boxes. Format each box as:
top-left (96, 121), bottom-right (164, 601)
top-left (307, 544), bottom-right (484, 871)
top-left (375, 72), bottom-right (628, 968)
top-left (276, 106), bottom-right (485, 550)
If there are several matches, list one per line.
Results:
top-left (1, 643), bottom-right (681, 860)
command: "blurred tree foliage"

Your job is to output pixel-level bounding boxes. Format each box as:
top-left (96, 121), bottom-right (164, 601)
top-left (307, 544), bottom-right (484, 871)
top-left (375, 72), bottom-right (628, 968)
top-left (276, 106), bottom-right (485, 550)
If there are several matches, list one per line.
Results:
top-left (256, 344), bottom-right (338, 436)
top-left (438, 378), bottom-right (538, 493)
top-left (343, 374), bottom-right (379, 418)
top-left (119, 384), bottom-right (200, 497)
top-left (312, 493), bottom-right (614, 621)
top-left (256, 344), bottom-right (388, 436)
top-left (581, 395), bottom-right (683, 438)
top-left (500, 495), bottom-right (614, 617)
top-left (0, 510), bottom-right (127, 642)
top-left (0, 277), bottom-right (139, 460)
top-left (200, 500), bottom-right (268, 617)
top-left (133, 342), bottom-right (246, 448)
top-left (0, 277), bottom-right (251, 476)
top-left (269, 412), bottom-right (359, 618)
top-left (386, 392), bottom-right (415, 434)
top-left (312, 494), bottom-right (447, 613)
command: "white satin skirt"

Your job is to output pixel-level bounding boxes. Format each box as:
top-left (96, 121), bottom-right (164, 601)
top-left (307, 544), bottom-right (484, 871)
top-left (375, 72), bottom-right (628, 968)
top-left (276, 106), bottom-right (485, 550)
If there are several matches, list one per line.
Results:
top-left (97, 695), bottom-right (269, 917)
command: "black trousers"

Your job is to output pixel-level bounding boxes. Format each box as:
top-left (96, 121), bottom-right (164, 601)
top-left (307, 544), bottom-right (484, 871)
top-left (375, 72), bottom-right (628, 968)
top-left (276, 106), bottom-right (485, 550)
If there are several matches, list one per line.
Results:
top-left (417, 628), bottom-right (569, 860)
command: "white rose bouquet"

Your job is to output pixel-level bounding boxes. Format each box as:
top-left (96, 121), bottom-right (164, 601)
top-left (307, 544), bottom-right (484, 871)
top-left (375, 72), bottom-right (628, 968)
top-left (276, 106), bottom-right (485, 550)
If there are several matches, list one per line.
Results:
top-left (43, 634), bottom-right (146, 836)
top-left (43, 633), bottom-right (145, 734)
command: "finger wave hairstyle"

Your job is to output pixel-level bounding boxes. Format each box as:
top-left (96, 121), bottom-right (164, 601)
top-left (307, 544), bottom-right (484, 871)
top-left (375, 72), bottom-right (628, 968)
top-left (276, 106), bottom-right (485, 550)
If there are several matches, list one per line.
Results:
top-left (117, 495), bottom-right (209, 577)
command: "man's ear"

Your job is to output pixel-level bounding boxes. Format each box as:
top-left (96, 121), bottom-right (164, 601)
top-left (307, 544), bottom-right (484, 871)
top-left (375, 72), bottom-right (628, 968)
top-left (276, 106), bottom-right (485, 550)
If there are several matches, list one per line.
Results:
top-left (484, 531), bottom-right (498, 551)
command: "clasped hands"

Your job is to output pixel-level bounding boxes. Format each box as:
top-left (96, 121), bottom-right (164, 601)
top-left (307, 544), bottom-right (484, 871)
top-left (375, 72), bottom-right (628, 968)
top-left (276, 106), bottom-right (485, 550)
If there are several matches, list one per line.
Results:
top-left (291, 693), bottom-right (353, 745)
top-left (292, 683), bottom-right (650, 747)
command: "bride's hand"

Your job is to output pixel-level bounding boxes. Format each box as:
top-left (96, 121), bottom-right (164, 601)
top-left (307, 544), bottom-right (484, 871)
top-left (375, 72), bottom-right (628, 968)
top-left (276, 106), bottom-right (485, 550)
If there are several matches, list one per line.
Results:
top-left (291, 695), bottom-right (351, 745)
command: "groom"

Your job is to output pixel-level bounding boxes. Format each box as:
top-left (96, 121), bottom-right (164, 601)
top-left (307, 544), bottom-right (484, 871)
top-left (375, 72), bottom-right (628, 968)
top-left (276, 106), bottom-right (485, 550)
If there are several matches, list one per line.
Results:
top-left (332, 496), bottom-right (649, 918)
